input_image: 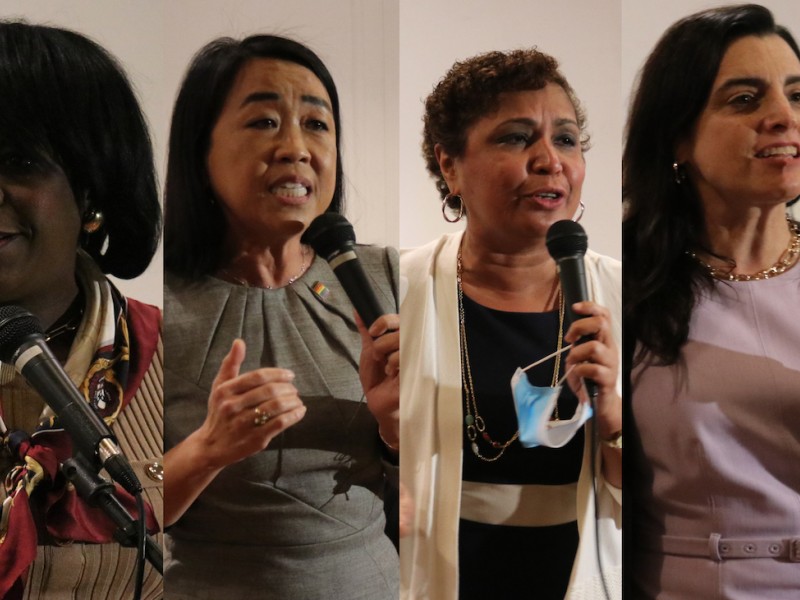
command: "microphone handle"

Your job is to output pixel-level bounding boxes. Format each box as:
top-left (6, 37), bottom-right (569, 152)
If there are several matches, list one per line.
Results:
top-left (16, 339), bottom-right (113, 453)
top-left (555, 256), bottom-right (599, 399)
top-left (555, 256), bottom-right (589, 327)
top-left (327, 248), bottom-right (386, 329)
top-left (14, 336), bottom-right (142, 494)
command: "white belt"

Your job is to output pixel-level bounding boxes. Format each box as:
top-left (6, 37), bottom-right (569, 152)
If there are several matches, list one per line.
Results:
top-left (460, 481), bottom-right (577, 527)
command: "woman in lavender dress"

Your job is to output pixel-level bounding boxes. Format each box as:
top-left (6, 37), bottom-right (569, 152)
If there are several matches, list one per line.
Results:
top-left (624, 5), bottom-right (800, 598)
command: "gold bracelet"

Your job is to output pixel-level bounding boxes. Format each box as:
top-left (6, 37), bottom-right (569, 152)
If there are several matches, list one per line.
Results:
top-left (602, 430), bottom-right (622, 450)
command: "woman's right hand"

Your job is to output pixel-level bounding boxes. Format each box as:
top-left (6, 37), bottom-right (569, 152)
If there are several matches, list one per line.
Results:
top-left (164, 339), bottom-right (306, 526)
top-left (198, 339), bottom-right (307, 469)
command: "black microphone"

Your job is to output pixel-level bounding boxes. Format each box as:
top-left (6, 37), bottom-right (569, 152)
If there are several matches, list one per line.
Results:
top-left (545, 220), bottom-right (598, 398)
top-left (301, 213), bottom-right (386, 328)
top-left (0, 305), bottom-right (141, 495)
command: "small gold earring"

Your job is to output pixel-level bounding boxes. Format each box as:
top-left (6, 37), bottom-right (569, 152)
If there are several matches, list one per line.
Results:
top-left (672, 162), bottom-right (687, 185)
top-left (83, 209), bottom-right (104, 234)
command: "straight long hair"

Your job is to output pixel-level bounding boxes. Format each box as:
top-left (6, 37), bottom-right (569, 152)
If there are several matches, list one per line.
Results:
top-left (164, 35), bottom-right (345, 279)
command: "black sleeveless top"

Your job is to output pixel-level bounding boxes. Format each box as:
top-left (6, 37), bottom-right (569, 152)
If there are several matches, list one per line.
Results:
top-left (458, 293), bottom-right (583, 600)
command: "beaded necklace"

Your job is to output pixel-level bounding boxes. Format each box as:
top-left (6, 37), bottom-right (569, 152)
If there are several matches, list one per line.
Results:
top-left (457, 249), bottom-right (565, 462)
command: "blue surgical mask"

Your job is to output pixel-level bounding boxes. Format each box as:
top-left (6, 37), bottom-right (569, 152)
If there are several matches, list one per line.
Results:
top-left (511, 363), bottom-right (592, 449)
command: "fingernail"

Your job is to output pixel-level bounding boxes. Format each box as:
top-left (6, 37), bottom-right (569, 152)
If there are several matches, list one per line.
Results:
top-left (285, 370), bottom-right (296, 380)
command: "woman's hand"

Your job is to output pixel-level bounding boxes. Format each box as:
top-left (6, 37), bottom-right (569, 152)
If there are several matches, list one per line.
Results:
top-left (563, 301), bottom-right (621, 436)
top-left (356, 313), bottom-right (399, 451)
top-left (196, 339), bottom-right (307, 469)
top-left (563, 301), bottom-right (622, 487)
top-left (163, 339), bottom-right (306, 526)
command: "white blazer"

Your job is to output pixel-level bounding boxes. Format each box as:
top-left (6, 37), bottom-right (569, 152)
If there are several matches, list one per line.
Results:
top-left (399, 231), bottom-right (622, 599)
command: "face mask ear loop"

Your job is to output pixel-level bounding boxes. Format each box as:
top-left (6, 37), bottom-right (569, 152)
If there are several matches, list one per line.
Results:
top-left (556, 364), bottom-right (576, 387)
top-left (520, 344), bottom-right (573, 373)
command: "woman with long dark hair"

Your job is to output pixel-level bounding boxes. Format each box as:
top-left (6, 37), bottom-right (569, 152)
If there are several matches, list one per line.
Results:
top-left (162, 35), bottom-right (399, 598)
top-left (624, 4), bottom-right (800, 597)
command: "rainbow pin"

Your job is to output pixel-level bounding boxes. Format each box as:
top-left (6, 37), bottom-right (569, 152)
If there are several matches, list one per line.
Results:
top-left (312, 281), bottom-right (330, 299)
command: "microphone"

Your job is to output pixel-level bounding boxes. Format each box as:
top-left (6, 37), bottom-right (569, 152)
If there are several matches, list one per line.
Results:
top-left (301, 213), bottom-right (386, 328)
top-left (545, 220), bottom-right (598, 399)
top-left (0, 305), bottom-right (141, 495)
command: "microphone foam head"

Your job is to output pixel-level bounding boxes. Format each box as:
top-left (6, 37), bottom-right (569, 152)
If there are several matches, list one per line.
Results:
top-left (546, 220), bottom-right (588, 260)
top-left (301, 213), bottom-right (357, 259)
top-left (0, 305), bottom-right (43, 363)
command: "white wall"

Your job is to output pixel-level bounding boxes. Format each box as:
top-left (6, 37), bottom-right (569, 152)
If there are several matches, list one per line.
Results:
top-left (398, 0), bottom-right (623, 259)
top-left (6, 0), bottom-right (798, 300)
top-left (0, 0), bottom-right (399, 306)
top-left (622, 0), bottom-right (800, 220)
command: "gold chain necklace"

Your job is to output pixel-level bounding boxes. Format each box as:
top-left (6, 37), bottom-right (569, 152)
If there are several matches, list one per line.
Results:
top-left (220, 245), bottom-right (309, 289)
top-left (44, 293), bottom-right (84, 342)
top-left (688, 217), bottom-right (800, 282)
top-left (457, 249), bottom-right (565, 462)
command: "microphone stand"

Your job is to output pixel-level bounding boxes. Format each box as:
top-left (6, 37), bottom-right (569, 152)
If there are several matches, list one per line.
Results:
top-left (61, 453), bottom-right (164, 574)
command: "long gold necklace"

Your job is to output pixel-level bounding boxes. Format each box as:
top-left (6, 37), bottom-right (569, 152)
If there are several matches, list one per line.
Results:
top-left (688, 217), bottom-right (800, 282)
top-left (457, 249), bottom-right (565, 462)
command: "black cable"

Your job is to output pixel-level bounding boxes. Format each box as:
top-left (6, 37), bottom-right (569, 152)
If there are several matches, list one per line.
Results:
top-left (590, 390), bottom-right (613, 600)
top-left (133, 491), bottom-right (146, 600)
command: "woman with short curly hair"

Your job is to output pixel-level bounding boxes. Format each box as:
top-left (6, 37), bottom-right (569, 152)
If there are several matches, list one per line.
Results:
top-left (400, 48), bottom-right (621, 599)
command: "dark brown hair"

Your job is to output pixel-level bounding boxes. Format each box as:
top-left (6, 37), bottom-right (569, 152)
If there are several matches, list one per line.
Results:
top-left (422, 48), bottom-right (589, 205)
top-left (623, 4), bottom-right (800, 366)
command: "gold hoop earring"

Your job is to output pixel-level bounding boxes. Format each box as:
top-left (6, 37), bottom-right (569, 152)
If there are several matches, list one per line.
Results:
top-left (82, 209), bottom-right (104, 234)
top-left (442, 193), bottom-right (464, 223)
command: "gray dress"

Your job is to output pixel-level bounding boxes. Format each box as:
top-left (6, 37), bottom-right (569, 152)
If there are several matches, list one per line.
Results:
top-left (163, 246), bottom-right (399, 599)
top-left (631, 264), bottom-right (800, 599)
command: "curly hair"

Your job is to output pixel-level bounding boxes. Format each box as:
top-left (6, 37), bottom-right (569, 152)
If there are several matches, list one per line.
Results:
top-left (422, 48), bottom-right (590, 205)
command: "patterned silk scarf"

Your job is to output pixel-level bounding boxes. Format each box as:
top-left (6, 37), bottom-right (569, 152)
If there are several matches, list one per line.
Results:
top-left (0, 253), bottom-right (158, 598)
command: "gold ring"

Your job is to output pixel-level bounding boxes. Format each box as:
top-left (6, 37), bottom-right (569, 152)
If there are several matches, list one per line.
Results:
top-left (253, 407), bottom-right (271, 426)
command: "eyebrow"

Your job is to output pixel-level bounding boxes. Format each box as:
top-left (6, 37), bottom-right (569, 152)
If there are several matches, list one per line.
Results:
top-left (501, 117), bottom-right (579, 128)
top-left (240, 91), bottom-right (332, 112)
top-left (716, 75), bottom-right (800, 92)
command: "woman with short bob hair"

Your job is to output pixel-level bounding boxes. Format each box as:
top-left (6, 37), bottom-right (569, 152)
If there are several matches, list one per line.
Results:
top-left (0, 21), bottom-right (161, 279)
top-left (0, 20), bottom-right (163, 599)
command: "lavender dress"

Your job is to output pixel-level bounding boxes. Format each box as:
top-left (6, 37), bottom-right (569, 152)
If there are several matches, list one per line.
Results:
top-left (631, 265), bottom-right (800, 599)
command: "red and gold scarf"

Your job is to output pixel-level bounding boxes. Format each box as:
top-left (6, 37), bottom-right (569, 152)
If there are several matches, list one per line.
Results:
top-left (0, 254), bottom-right (158, 597)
